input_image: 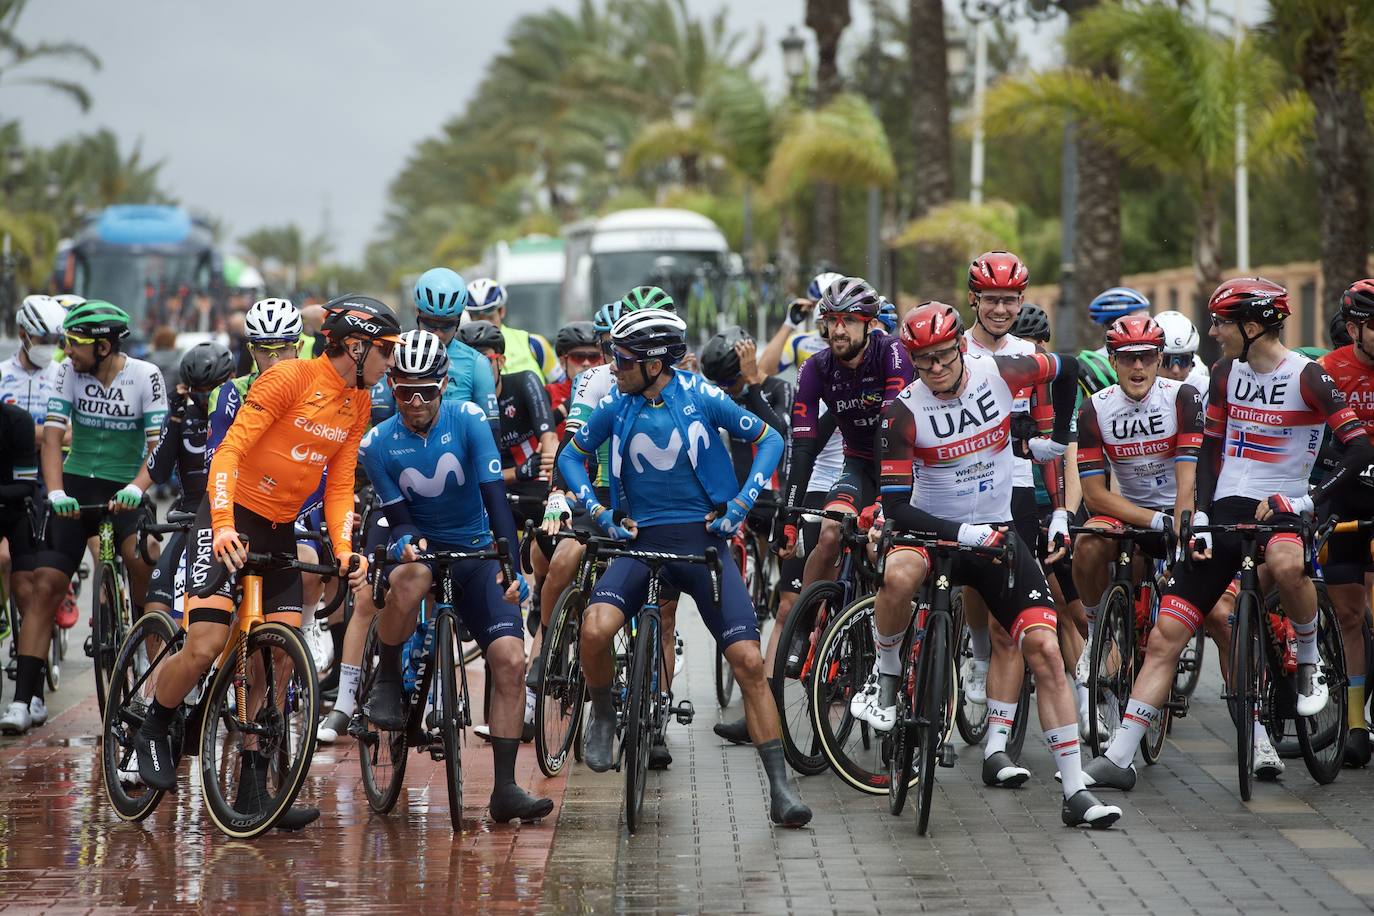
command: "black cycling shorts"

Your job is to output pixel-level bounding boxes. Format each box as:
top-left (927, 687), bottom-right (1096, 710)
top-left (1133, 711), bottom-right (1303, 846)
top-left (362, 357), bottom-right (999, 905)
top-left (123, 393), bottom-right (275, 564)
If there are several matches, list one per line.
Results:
top-left (379, 537), bottom-right (523, 650)
top-left (187, 498), bottom-right (303, 624)
top-left (826, 456), bottom-right (878, 513)
top-left (2, 512), bottom-right (46, 574)
top-left (145, 528), bottom-right (188, 613)
top-left (41, 475), bottom-right (143, 577)
top-left (779, 490), bottom-right (825, 595)
top-left (1319, 508), bottom-right (1374, 587)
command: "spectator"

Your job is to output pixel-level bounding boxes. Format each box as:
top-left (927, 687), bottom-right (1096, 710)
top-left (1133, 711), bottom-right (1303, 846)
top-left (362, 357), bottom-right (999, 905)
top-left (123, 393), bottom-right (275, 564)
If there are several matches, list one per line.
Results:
top-left (300, 304), bottom-right (327, 358)
top-left (147, 326), bottom-right (182, 391)
top-left (226, 312), bottom-right (253, 376)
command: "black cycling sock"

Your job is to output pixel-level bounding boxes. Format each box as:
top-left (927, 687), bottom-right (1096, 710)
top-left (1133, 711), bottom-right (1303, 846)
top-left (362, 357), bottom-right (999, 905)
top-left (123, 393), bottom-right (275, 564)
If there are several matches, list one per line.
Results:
top-left (757, 738), bottom-right (790, 788)
top-left (13, 654), bottom-right (43, 705)
top-left (329, 621), bottom-right (345, 662)
top-left (491, 736), bottom-right (519, 789)
top-left (143, 698), bottom-right (177, 736)
top-left (378, 640), bottom-right (404, 684)
top-left (588, 684), bottom-right (614, 718)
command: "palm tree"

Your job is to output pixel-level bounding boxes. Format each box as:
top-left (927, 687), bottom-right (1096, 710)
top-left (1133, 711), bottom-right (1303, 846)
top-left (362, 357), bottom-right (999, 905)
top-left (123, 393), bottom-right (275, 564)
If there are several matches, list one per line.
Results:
top-left (983, 2), bottom-right (1282, 325)
top-left (905, 0), bottom-right (956, 303)
top-left (807, 0), bottom-right (852, 264)
top-left (763, 94), bottom-right (897, 202)
top-left (0, 0), bottom-right (100, 112)
top-left (1262, 0), bottom-right (1374, 308)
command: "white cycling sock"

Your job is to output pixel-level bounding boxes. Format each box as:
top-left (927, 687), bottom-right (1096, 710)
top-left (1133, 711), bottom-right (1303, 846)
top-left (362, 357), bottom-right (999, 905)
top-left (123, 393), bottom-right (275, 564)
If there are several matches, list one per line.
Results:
top-left (1082, 603), bottom-right (1099, 642)
top-left (984, 701), bottom-right (1017, 758)
top-left (1254, 718), bottom-right (1271, 746)
top-left (1292, 617), bottom-right (1319, 666)
top-left (875, 629), bottom-right (904, 677)
top-left (969, 626), bottom-right (991, 662)
top-left (1046, 723), bottom-right (1085, 796)
top-left (1105, 699), bottom-right (1157, 769)
top-left (333, 664), bottom-right (362, 718)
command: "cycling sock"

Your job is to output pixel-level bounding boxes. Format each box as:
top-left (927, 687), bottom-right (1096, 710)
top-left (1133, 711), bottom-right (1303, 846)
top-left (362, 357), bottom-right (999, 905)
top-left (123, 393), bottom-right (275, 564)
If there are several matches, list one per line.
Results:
top-left (1349, 677), bottom-right (1366, 730)
top-left (378, 640), bottom-right (404, 684)
top-left (875, 629), bottom-right (904, 677)
top-left (333, 664), bottom-right (362, 718)
top-left (1292, 617), bottom-right (1319, 665)
top-left (969, 626), bottom-right (991, 662)
top-left (12, 654), bottom-right (43, 706)
top-left (143, 698), bottom-right (177, 736)
top-left (588, 684), bottom-right (614, 719)
top-left (491, 736), bottom-right (519, 789)
top-left (524, 686), bottom-right (536, 725)
top-left (1045, 723), bottom-right (1084, 796)
top-left (757, 738), bottom-right (790, 791)
top-left (984, 701), bottom-right (1017, 758)
top-left (1253, 718), bottom-right (1270, 746)
top-left (328, 622), bottom-right (345, 666)
top-left (1082, 603), bottom-right (1099, 642)
top-left (1106, 700), bottom-right (1157, 768)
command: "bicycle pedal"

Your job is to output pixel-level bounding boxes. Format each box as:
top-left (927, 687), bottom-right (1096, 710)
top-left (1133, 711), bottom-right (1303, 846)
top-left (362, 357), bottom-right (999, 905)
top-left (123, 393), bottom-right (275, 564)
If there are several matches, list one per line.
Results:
top-left (938, 742), bottom-right (958, 768)
top-left (83, 635), bottom-right (94, 658)
top-left (1167, 701), bottom-right (1190, 717)
top-left (346, 717), bottom-right (370, 741)
top-left (672, 700), bottom-right (695, 724)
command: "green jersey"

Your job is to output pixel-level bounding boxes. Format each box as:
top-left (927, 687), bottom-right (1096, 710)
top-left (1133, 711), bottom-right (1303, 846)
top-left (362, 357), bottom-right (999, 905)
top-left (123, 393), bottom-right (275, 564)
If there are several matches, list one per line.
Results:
top-left (46, 355), bottom-right (168, 483)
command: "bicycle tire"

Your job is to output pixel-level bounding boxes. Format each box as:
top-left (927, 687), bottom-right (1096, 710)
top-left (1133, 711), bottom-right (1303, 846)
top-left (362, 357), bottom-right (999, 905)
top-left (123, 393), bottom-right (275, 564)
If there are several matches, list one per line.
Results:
top-left (436, 614), bottom-right (466, 830)
top-left (915, 613), bottom-right (950, 836)
top-left (953, 606), bottom-right (989, 745)
top-left (625, 613), bottom-right (659, 834)
top-left (1296, 592), bottom-right (1349, 784)
top-left (1087, 583), bottom-right (1133, 759)
top-left (535, 587), bottom-right (587, 778)
top-left (888, 612), bottom-right (919, 817)
top-left (199, 622), bottom-right (319, 839)
top-left (1007, 668), bottom-right (1032, 760)
top-left (358, 618), bottom-right (408, 814)
top-left (1230, 592), bottom-right (1260, 801)
top-left (812, 595), bottom-right (917, 796)
top-left (46, 628), bottom-right (61, 691)
top-left (92, 560), bottom-right (128, 716)
top-left (102, 610), bottom-right (180, 822)
top-left (1175, 629), bottom-right (1205, 699)
top-left (772, 580), bottom-right (845, 775)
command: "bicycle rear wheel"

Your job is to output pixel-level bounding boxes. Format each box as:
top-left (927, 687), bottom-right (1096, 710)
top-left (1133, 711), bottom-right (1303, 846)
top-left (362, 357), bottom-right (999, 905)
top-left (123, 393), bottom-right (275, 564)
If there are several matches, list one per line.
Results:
top-left (1087, 583), bottom-right (1133, 759)
top-left (953, 594), bottom-right (989, 746)
top-left (435, 613), bottom-right (466, 830)
top-left (1230, 592), bottom-right (1261, 801)
top-left (102, 610), bottom-right (180, 821)
top-left (1296, 592), bottom-right (1349, 784)
top-left (536, 587), bottom-right (587, 778)
top-left (91, 560), bottom-right (128, 716)
top-left (915, 613), bottom-right (950, 836)
top-left (888, 624), bottom-right (917, 817)
top-left (772, 581), bottom-right (844, 775)
top-left (199, 622), bottom-right (319, 839)
top-left (357, 618), bottom-right (408, 814)
top-left (625, 614), bottom-right (659, 834)
top-left (1007, 669), bottom-right (1031, 760)
top-left (1175, 629), bottom-right (1205, 699)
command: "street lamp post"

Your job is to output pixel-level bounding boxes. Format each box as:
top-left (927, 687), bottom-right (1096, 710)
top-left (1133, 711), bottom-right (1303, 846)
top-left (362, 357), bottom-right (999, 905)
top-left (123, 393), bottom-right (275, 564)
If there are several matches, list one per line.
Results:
top-left (603, 136), bottom-right (622, 204)
top-left (781, 27), bottom-right (807, 91)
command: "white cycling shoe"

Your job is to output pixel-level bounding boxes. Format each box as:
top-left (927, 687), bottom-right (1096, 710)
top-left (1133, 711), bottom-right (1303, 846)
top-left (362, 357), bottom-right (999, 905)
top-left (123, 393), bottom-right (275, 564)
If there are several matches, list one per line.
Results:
top-left (1295, 663), bottom-right (1329, 718)
top-left (0, 701), bottom-right (32, 735)
top-left (962, 657), bottom-right (989, 706)
top-left (1254, 733), bottom-right (1285, 779)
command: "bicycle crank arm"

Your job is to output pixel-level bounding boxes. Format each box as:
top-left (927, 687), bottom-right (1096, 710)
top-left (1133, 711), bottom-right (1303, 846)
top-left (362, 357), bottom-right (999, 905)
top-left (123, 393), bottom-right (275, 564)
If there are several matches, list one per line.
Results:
top-left (938, 742), bottom-right (958, 768)
top-left (671, 700), bottom-right (695, 725)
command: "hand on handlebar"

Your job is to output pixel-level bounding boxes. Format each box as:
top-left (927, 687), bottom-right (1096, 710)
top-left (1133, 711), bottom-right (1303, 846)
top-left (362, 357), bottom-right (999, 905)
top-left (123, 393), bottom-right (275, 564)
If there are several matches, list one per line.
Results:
top-left (109, 484), bottom-right (144, 512)
top-left (1190, 510), bottom-right (1213, 562)
top-left (1044, 508), bottom-right (1070, 564)
top-left (48, 490), bottom-right (80, 518)
top-left (541, 492), bottom-right (571, 536)
top-left (777, 522), bottom-right (799, 559)
top-left (958, 523), bottom-right (1007, 551)
top-left (388, 533), bottom-right (426, 564)
top-left (705, 499), bottom-right (750, 537)
top-left (594, 507), bottom-right (637, 542)
top-left (212, 526), bottom-right (249, 572)
top-left (337, 551), bottom-right (368, 590)
top-left (1026, 438), bottom-right (1067, 463)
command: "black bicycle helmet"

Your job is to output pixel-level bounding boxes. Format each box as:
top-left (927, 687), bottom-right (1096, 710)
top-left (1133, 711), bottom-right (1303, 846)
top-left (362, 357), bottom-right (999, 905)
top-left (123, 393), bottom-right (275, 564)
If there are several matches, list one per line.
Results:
top-left (321, 295), bottom-right (402, 344)
top-left (179, 341), bottom-right (235, 390)
top-left (700, 326), bottom-right (750, 384)
top-left (555, 321), bottom-right (598, 356)
top-left (458, 319), bottom-right (505, 354)
top-left (1011, 303), bottom-right (1051, 343)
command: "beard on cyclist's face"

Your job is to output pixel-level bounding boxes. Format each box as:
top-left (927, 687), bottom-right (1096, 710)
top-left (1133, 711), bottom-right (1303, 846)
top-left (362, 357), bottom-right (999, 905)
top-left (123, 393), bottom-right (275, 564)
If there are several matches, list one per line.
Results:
top-left (970, 290), bottom-right (1022, 337)
top-left (825, 315), bottom-right (869, 360)
top-left (1110, 349), bottom-right (1160, 396)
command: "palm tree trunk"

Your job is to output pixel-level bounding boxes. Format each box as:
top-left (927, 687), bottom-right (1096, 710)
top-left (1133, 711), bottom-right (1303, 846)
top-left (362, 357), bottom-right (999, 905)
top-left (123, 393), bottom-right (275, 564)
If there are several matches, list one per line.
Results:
top-left (907, 0), bottom-right (957, 304)
top-left (1193, 184), bottom-right (1223, 362)
top-left (1301, 26), bottom-right (1371, 308)
top-left (808, 0), bottom-right (851, 268)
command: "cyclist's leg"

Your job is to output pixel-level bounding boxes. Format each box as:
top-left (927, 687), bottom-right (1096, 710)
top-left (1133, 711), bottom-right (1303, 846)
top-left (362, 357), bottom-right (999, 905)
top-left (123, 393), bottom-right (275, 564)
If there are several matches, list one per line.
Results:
top-left (113, 503), bottom-right (153, 621)
top-left (766, 489), bottom-right (822, 669)
top-left (1072, 523), bottom-right (1117, 643)
top-left (1259, 510), bottom-right (1327, 711)
top-left (319, 512), bottom-right (387, 739)
top-left (799, 458), bottom-right (869, 587)
top-left (865, 545), bottom-right (929, 729)
top-left (1324, 528), bottom-right (1371, 761)
top-left (580, 555), bottom-right (648, 771)
top-left (983, 488), bottom-right (1038, 733)
top-left (2, 518), bottom-right (68, 732)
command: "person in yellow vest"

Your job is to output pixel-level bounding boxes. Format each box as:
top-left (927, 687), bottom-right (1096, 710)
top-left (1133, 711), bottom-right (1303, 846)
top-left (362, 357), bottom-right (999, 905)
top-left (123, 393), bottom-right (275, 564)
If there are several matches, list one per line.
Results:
top-left (465, 278), bottom-right (559, 382)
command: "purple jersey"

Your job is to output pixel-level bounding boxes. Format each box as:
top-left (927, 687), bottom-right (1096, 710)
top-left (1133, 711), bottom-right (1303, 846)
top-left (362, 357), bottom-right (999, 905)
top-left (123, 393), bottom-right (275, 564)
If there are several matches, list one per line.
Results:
top-left (792, 332), bottom-right (914, 459)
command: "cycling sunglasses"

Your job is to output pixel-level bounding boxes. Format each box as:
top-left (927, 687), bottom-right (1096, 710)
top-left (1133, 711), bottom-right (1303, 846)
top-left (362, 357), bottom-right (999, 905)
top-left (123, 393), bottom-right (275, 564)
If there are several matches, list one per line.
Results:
top-left (911, 345), bottom-right (962, 371)
top-left (1162, 353), bottom-right (1193, 370)
top-left (372, 339), bottom-right (397, 360)
top-left (391, 379), bottom-right (444, 404)
top-left (612, 346), bottom-right (647, 370)
top-left (564, 348), bottom-right (604, 365)
top-left (418, 316), bottom-right (460, 332)
top-left (248, 339), bottom-right (300, 354)
top-left (62, 332), bottom-right (97, 348)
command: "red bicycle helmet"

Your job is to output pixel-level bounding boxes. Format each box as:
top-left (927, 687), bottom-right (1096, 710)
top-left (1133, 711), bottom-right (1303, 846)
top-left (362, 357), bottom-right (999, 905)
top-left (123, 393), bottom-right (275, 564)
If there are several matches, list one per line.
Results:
top-left (1341, 278), bottom-right (1374, 324)
top-left (1105, 315), bottom-right (1165, 353)
top-left (1208, 277), bottom-right (1290, 326)
top-left (900, 301), bottom-right (967, 355)
top-left (968, 250), bottom-right (1030, 293)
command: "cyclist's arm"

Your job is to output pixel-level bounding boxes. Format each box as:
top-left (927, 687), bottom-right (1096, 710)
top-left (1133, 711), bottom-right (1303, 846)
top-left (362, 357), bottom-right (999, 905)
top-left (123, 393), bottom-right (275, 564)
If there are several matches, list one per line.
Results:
top-left (0, 408), bottom-right (37, 503)
top-left (704, 388), bottom-right (783, 509)
top-left (1197, 359), bottom-right (1232, 512)
top-left (878, 397), bottom-right (962, 539)
top-left (204, 380), bottom-right (240, 468)
top-left (519, 369), bottom-right (560, 464)
top-left (41, 361), bottom-right (74, 494)
top-left (882, 337), bottom-right (915, 409)
top-left (471, 350), bottom-right (500, 437)
top-left (1303, 362), bottom-right (1374, 507)
top-left (146, 411), bottom-right (181, 485)
top-left (1172, 383), bottom-right (1204, 525)
top-left (548, 373), bottom-right (599, 493)
top-left (208, 366), bottom-right (305, 535)
top-left (1078, 397), bottom-right (1154, 527)
top-left (782, 357), bottom-right (822, 510)
top-left (127, 375), bottom-right (169, 495)
top-left (557, 398), bottom-right (614, 511)
top-left (758, 320), bottom-right (801, 377)
top-left (360, 429), bottom-right (421, 545)
top-left (1000, 352), bottom-right (1078, 509)
top-left (467, 406), bottom-right (521, 572)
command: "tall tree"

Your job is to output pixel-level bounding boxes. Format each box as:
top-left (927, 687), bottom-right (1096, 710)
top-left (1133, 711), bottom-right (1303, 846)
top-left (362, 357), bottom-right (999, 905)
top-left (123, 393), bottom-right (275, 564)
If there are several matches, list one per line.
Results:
top-left (1263, 0), bottom-right (1373, 309)
top-left (906, 0), bottom-right (957, 303)
top-left (807, 0), bottom-right (852, 266)
top-left (0, 0), bottom-right (100, 111)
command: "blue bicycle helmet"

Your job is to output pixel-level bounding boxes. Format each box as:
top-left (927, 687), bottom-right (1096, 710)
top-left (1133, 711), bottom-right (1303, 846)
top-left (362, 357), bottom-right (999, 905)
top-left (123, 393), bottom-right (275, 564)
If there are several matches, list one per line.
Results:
top-left (593, 301), bottom-right (626, 335)
top-left (876, 297), bottom-right (898, 334)
top-left (1087, 287), bottom-right (1150, 326)
top-left (413, 267), bottom-right (469, 318)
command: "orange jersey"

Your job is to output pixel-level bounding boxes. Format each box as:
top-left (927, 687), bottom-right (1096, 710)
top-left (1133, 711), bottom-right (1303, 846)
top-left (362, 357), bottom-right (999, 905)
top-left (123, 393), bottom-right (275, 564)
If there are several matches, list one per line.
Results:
top-left (208, 357), bottom-right (369, 556)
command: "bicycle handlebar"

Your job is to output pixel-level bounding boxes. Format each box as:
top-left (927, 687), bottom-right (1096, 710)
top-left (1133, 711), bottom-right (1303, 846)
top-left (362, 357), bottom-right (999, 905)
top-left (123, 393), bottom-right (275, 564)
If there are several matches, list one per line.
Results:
top-left (876, 523), bottom-right (1016, 591)
top-left (368, 539), bottom-right (516, 608)
top-left (136, 509), bottom-right (198, 565)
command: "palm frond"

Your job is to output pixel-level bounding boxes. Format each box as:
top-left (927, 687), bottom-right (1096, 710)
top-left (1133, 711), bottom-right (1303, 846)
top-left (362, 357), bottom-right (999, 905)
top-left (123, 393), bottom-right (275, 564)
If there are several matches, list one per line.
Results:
top-left (763, 94), bottom-right (895, 202)
top-left (890, 199), bottom-right (1021, 256)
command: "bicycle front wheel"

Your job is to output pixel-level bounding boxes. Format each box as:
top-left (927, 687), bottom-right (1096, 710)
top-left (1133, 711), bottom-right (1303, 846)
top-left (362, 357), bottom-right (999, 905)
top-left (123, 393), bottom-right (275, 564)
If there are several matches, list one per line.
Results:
top-left (1296, 588), bottom-right (1349, 785)
top-left (357, 618), bottom-right (408, 814)
top-left (199, 622), bottom-right (319, 839)
top-left (625, 614), bottom-right (660, 834)
top-left (535, 587), bottom-right (586, 778)
top-left (92, 561), bottom-right (129, 716)
top-left (1087, 583), bottom-right (1134, 759)
top-left (435, 613), bottom-right (466, 831)
top-left (915, 613), bottom-right (950, 836)
top-left (1230, 592), bottom-right (1261, 801)
top-left (102, 610), bottom-right (181, 822)
top-left (772, 581), bottom-right (845, 775)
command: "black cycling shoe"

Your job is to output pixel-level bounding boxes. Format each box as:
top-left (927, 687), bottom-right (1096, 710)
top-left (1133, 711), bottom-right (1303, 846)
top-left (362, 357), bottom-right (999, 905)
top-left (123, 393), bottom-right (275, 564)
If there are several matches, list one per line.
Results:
top-left (525, 654), bottom-right (545, 691)
top-left (784, 632), bottom-right (809, 679)
top-left (713, 716), bottom-right (752, 746)
top-left (365, 679), bottom-right (407, 730)
top-left (1082, 755), bottom-right (1137, 791)
top-left (648, 737), bottom-right (672, 770)
top-left (583, 705), bottom-right (616, 773)
top-left (1062, 789), bottom-right (1121, 829)
top-left (489, 783), bottom-right (555, 823)
top-left (1345, 728), bottom-right (1371, 768)
top-left (981, 751), bottom-right (1030, 788)
top-left (234, 751), bottom-right (320, 831)
top-left (134, 727), bottom-right (178, 792)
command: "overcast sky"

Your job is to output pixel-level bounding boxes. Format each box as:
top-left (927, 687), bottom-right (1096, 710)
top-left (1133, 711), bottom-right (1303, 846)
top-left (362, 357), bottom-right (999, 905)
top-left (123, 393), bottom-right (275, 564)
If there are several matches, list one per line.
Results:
top-left (7, 1), bottom-right (1262, 264)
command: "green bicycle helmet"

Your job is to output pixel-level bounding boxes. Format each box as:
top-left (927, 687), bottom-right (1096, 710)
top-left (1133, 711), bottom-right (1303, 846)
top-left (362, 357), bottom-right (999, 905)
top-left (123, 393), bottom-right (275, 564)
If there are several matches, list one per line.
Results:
top-left (63, 300), bottom-right (131, 339)
top-left (621, 285), bottom-right (675, 313)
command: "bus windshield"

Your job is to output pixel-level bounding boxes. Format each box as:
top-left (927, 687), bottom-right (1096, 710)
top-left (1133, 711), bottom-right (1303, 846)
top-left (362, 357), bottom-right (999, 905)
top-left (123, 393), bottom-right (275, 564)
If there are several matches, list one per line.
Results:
top-left (75, 250), bottom-right (205, 337)
top-left (503, 282), bottom-right (562, 337)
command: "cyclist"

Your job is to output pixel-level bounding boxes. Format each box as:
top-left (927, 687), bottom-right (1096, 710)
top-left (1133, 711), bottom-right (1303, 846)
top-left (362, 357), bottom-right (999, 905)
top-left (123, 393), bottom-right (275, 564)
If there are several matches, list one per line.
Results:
top-left (699, 326), bottom-right (794, 746)
top-left (874, 302), bottom-right (1120, 828)
top-left (558, 307), bottom-right (810, 826)
top-left (358, 329), bottom-right (551, 823)
top-left (547, 321), bottom-right (602, 434)
top-left (758, 270), bottom-right (844, 376)
top-left (1, 295), bottom-right (67, 433)
top-left (412, 268), bottom-right (499, 431)
top-left (1084, 278), bottom-right (1374, 790)
top-left (10, 302), bottom-right (168, 736)
top-left (465, 278), bottom-right (558, 382)
top-left (144, 342), bottom-right (236, 622)
top-left (780, 277), bottom-right (913, 594)
top-left (1155, 310), bottom-right (1210, 392)
top-left (1078, 287), bottom-right (1152, 398)
top-left (1316, 278), bottom-right (1374, 767)
top-left (875, 297), bottom-right (899, 335)
top-left (0, 401), bottom-right (41, 731)
top-left (1071, 316), bottom-right (1203, 712)
top-left (130, 296), bottom-right (395, 829)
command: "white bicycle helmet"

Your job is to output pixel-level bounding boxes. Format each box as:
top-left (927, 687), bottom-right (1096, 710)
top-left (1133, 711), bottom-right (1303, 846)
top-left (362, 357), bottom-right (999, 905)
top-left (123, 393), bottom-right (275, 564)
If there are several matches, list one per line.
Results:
top-left (391, 329), bottom-right (449, 378)
top-left (466, 278), bottom-right (507, 313)
top-left (51, 293), bottom-right (86, 310)
top-left (244, 298), bottom-right (302, 342)
top-left (1155, 310), bottom-right (1200, 354)
top-left (17, 294), bottom-right (67, 338)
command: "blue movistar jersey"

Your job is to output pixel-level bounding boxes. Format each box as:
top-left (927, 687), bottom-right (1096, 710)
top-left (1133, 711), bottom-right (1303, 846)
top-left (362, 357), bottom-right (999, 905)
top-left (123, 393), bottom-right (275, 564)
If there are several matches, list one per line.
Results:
top-left (359, 399), bottom-right (504, 548)
top-left (445, 337), bottom-right (499, 432)
top-left (620, 399), bottom-right (714, 526)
